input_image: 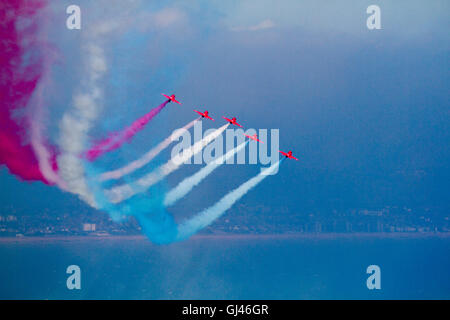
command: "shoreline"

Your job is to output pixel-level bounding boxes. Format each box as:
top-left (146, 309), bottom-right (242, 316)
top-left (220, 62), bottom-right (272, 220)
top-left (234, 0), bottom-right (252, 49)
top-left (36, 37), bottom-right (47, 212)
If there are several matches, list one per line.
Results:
top-left (0, 232), bottom-right (449, 243)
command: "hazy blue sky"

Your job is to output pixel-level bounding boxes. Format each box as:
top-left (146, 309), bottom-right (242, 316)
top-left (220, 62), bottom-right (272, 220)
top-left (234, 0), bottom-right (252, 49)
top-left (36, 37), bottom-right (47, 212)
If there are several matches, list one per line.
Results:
top-left (1, 0), bottom-right (449, 223)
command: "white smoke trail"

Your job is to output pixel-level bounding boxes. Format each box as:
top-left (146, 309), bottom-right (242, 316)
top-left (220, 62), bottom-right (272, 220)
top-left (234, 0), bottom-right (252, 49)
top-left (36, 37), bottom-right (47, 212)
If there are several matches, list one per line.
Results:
top-left (30, 79), bottom-right (66, 188)
top-left (176, 159), bottom-right (283, 241)
top-left (99, 117), bottom-right (200, 182)
top-left (26, 8), bottom-right (65, 188)
top-left (56, 2), bottom-right (193, 208)
top-left (57, 26), bottom-right (115, 207)
top-left (164, 140), bottom-right (248, 207)
top-left (106, 123), bottom-right (230, 203)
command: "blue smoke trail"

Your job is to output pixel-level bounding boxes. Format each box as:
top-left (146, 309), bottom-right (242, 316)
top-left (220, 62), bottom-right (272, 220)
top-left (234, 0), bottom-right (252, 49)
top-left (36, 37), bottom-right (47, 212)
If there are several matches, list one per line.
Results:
top-left (130, 190), bottom-right (178, 245)
top-left (164, 140), bottom-right (249, 207)
top-left (106, 123), bottom-right (230, 204)
top-left (99, 117), bottom-right (201, 182)
top-left (85, 161), bottom-right (178, 244)
top-left (176, 158), bottom-right (285, 241)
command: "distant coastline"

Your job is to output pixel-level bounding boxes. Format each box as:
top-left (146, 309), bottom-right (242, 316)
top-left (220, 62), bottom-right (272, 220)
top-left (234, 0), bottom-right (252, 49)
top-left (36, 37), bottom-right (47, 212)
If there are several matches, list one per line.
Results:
top-left (0, 232), bottom-right (449, 243)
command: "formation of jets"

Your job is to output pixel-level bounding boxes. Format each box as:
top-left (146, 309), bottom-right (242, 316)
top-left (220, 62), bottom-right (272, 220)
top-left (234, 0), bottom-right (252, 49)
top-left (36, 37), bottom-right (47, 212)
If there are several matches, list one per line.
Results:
top-left (162, 93), bottom-right (299, 161)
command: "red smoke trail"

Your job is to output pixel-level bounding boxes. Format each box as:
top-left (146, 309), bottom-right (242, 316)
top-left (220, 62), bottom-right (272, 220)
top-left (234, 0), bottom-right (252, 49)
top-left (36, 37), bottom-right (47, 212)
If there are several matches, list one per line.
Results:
top-left (85, 100), bottom-right (170, 161)
top-left (0, 0), bottom-right (57, 184)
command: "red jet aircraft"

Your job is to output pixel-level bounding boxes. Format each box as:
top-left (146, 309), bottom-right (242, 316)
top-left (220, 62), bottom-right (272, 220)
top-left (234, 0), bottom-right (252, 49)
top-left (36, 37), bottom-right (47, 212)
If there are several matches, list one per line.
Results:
top-left (161, 93), bottom-right (181, 104)
top-left (223, 116), bottom-right (242, 127)
top-left (279, 150), bottom-right (299, 160)
top-left (243, 133), bottom-right (263, 143)
top-left (194, 110), bottom-right (214, 121)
